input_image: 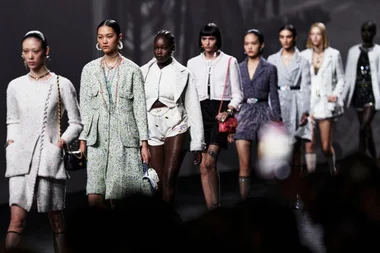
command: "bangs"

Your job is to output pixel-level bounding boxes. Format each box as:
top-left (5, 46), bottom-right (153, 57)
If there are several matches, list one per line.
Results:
top-left (200, 26), bottom-right (219, 37)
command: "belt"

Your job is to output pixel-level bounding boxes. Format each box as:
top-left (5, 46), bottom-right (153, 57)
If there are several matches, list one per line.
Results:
top-left (278, 85), bottom-right (300, 90)
top-left (243, 98), bottom-right (268, 104)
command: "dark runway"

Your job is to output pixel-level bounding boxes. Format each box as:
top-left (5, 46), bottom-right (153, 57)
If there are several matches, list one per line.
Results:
top-left (0, 168), bottom-right (328, 253)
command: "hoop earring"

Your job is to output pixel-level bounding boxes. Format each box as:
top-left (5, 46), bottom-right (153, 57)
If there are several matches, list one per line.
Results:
top-left (118, 41), bottom-right (123, 50)
top-left (96, 43), bottom-right (102, 51)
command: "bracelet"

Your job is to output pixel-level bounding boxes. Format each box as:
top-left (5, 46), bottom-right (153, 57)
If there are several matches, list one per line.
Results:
top-left (227, 108), bottom-right (234, 116)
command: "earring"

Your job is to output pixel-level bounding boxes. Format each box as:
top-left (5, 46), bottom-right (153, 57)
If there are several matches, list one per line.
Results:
top-left (118, 41), bottom-right (123, 50)
top-left (23, 60), bottom-right (28, 70)
top-left (21, 54), bottom-right (24, 59)
top-left (46, 55), bottom-right (50, 59)
top-left (96, 43), bottom-right (102, 51)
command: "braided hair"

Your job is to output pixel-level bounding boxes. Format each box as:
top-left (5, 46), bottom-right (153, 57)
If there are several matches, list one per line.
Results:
top-left (154, 30), bottom-right (176, 52)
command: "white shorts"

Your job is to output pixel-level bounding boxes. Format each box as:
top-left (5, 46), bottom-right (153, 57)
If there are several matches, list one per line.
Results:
top-left (147, 106), bottom-right (188, 146)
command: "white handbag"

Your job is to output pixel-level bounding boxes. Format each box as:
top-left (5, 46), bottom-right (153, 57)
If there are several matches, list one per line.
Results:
top-left (142, 163), bottom-right (159, 192)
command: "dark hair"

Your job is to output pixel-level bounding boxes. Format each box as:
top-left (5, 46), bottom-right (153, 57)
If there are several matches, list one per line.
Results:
top-left (199, 23), bottom-right (222, 51)
top-left (362, 20), bottom-right (377, 34)
top-left (279, 24), bottom-right (297, 47)
top-left (279, 24), bottom-right (297, 37)
top-left (245, 29), bottom-right (264, 44)
top-left (97, 19), bottom-right (121, 35)
top-left (21, 30), bottom-right (48, 51)
top-left (244, 29), bottom-right (265, 55)
top-left (154, 30), bottom-right (176, 52)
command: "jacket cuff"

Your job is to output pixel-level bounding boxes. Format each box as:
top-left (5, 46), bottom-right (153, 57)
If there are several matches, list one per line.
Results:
top-left (227, 101), bottom-right (240, 111)
top-left (190, 141), bottom-right (206, 152)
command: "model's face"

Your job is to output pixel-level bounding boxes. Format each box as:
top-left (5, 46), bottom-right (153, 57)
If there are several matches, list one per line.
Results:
top-left (153, 36), bottom-right (172, 65)
top-left (279, 29), bottom-right (295, 50)
top-left (97, 26), bottom-right (121, 54)
top-left (244, 33), bottom-right (262, 58)
top-left (361, 24), bottom-right (376, 44)
top-left (309, 27), bottom-right (323, 47)
top-left (22, 37), bottom-right (47, 70)
top-left (201, 36), bottom-right (218, 53)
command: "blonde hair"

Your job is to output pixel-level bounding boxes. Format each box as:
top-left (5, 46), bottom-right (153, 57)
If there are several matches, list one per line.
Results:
top-left (306, 22), bottom-right (329, 49)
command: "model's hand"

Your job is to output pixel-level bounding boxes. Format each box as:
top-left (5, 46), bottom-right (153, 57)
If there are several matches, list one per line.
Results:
top-left (300, 113), bottom-right (309, 126)
top-left (328, 95), bottom-right (337, 102)
top-left (227, 134), bottom-right (235, 143)
top-left (216, 112), bottom-right (229, 122)
top-left (193, 151), bottom-right (202, 165)
top-left (79, 140), bottom-right (87, 153)
top-left (57, 139), bottom-right (66, 149)
top-left (5, 140), bottom-right (14, 148)
top-left (141, 141), bottom-right (151, 164)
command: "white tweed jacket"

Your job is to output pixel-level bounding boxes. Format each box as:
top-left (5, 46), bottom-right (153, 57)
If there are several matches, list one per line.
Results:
top-left (6, 73), bottom-right (83, 179)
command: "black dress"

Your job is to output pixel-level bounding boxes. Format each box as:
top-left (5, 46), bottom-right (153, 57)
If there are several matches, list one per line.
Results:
top-left (352, 47), bottom-right (375, 109)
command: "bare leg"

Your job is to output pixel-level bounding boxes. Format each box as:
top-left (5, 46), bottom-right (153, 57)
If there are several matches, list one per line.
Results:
top-left (48, 210), bottom-right (70, 253)
top-left (5, 205), bottom-right (27, 250)
top-left (235, 140), bottom-right (252, 200)
top-left (200, 144), bottom-right (221, 209)
top-left (162, 133), bottom-right (187, 206)
top-left (318, 119), bottom-right (335, 175)
top-left (149, 145), bottom-right (165, 199)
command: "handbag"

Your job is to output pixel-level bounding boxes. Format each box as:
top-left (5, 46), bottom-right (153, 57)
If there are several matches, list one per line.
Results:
top-left (142, 163), bottom-right (159, 193)
top-left (57, 75), bottom-right (87, 171)
top-left (218, 57), bottom-right (238, 133)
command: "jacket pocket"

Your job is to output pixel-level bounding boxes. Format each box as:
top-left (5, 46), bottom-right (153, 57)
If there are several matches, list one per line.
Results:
top-left (38, 141), bottom-right (67, 180)
top-left (86, 113), bottom-right (99, 146)
top-left (89, 90), bottom-right (100, 109)
top-left (5, 142), bottom-right (30, 177)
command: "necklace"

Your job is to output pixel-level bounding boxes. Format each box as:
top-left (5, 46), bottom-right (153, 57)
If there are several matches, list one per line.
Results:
top-left (99, 58), bottom-right (121, 113)
top-left (29, 71), bottom-right (50, 81)
top-left (103, 54), bottom-right (121, 70)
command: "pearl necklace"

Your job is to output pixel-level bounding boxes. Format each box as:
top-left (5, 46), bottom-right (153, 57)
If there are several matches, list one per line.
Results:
top-left (29, 71), bottom-right (50, 81)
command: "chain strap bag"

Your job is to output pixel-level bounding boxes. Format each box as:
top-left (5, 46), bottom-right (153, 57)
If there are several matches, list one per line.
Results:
top-left (218, 57), bottom-right (238, 133)
top-left (57, 75), bottom-right (87, 171)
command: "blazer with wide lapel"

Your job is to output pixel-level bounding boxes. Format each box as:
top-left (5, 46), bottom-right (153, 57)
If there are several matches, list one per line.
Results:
top-left (268, 48), bottom-right (311, 113)
top-left (344, 44), bottom-right (380, 110)
top-left (301, 47), bottom-right (345, 117)
top-left (239, 57), bottom-right (282, 121)
top-left (268, 48), bottom-right (306, 87)
top-left (141, 58), bottom-right (188, 109)
top-left (79, 56), bottom-right (149, 147)
top-left (141, 58), bottom-right (205, 151)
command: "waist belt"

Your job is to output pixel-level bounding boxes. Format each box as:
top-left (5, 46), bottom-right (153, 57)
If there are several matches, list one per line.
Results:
top-left (278, 85), bottom-right (300, 90)
top-left (243, 98), bottom-right (268, 104)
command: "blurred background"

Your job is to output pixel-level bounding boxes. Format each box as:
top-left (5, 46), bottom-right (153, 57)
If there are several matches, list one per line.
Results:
top-left (0, 0), bottom-right (379, 204)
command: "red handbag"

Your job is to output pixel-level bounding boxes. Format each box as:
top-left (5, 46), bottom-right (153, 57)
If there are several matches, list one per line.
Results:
top-left (218, 57), bottom-right (238, 133)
